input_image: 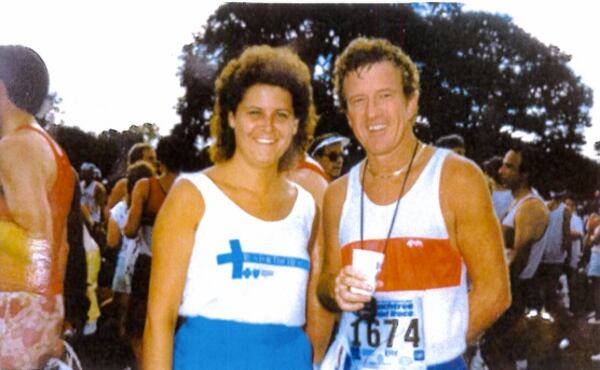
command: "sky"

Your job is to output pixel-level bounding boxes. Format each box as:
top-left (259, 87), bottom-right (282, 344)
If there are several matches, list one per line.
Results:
top-left (1, 1), bottom-right (598, 158)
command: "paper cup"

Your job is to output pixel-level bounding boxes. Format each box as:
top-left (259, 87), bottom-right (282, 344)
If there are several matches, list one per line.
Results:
top-left (351, 249), bottom-right (384, 295)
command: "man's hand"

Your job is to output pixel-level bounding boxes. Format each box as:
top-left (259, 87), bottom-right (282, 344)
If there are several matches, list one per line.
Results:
top-left (334, 265), bottom-right (382, 311)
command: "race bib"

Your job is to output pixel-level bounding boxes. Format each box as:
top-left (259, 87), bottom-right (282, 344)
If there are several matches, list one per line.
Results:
top-left (347, 296), bottom-right (425, 369)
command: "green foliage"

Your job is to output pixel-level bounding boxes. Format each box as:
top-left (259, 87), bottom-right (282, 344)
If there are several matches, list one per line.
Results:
top-left (175, 3), bottom-right (598, 197)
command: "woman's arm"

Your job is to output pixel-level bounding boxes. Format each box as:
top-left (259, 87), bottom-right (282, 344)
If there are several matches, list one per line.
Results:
top-left (142, 179), bottom-right (204, 370)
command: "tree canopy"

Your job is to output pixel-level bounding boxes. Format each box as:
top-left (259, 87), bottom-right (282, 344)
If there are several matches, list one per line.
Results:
top-left (171, 3), bottom-right (596, 196)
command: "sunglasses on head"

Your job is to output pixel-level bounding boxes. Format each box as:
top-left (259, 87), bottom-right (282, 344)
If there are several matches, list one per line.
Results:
top-left (323, 152), bottom-right (343, 161)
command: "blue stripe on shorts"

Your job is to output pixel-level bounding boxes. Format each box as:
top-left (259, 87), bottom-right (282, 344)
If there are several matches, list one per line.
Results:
top-left (173, 315), bottom-right (312, 370)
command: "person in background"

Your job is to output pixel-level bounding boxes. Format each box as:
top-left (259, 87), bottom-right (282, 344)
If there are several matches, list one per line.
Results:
top-left (435, 133), bottom-right (466, 156)
top-left (483, 146), bottom-right (549, 369)
top-left (123, 135), bottom-right (181, 364)
top-left (309, 132), bottom-right (350, 181)
top-left (105, 142), bottom-right (157, 217)
top-left (80, 162), bottom-right (106, 229)
top-left (106, 161), bottom-right (155, 348)
top-left (0, 44), bottom-right (75, 369)
top-left (482, 156), bottom-right (513, 220)
top-left (565, 195), bottom-right (584, 317)
top-left (144, 45), bottom-right (325, 369)
top-left (63, 169), bottom-right (90, 340)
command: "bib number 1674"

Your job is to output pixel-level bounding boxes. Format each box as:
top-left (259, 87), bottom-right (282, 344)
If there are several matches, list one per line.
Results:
top-left (350, 317), bottom-right (420, 349)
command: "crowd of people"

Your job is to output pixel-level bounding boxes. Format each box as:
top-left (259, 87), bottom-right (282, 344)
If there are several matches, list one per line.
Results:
top-left (1, 37), bottom-right (600, 370)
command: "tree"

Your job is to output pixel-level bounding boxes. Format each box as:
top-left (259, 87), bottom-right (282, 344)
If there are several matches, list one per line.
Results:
top-left (175, 3), bottom-right (597, 197)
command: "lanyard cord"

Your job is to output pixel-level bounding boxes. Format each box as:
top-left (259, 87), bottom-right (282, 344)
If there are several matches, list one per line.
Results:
top-left (360, 141), bottom-right (421, 253)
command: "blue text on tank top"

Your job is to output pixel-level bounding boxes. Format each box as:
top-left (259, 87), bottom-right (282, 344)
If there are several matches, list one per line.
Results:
top-left (217, 239), bottom-right (310, 279)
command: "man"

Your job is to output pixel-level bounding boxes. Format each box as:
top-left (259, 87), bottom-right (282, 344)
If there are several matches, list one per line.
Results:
top-left (318, 38), bottom-right (510, 369)
top-left (79, 162), bottom-right (107, 229)
top-left (0, 45), bottom-right (75, 368)
top-left (537, 191), bottom-right (571, 320)
top-left (483, 155), bottom-right (514, 220)
top-left (435, 133), bottom-right (466, 156)
top-left (309, 132), bottom-right (350, 180)
top-left (482, 147), bottom-right (550, 369)
top-left (564, 196), bottom-right (584, 316)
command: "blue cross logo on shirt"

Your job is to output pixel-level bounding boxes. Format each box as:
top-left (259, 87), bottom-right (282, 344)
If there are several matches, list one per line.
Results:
top-left (216, 239), bottom-right (310, 279)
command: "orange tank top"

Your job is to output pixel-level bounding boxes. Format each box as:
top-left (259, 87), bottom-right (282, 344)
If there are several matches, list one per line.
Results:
top-left (0, 125), bottom-right (74, 295)
top-left (297, 155), bottom-right (331, 182)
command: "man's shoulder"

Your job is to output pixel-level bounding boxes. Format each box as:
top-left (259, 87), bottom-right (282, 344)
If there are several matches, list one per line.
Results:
top-left (517, 195), bottom-right (549, 223)
top-left (440, 152), bottom-right (486, 193)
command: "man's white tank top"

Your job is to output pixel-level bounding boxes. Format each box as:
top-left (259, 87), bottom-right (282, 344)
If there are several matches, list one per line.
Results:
top-left (331, 148), bottom-right (468, 367)
top-left (502, 193), bottom-right (547, 279)
top-left (177, 172), bottom-right (315, 327)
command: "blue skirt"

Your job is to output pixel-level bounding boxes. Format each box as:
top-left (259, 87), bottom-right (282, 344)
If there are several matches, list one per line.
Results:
top-left (173, 315), bottom-right (312, 370)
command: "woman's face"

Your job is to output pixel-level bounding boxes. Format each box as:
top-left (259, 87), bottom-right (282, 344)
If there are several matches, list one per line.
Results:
top-left (228, 84), bottom-right (298, 170)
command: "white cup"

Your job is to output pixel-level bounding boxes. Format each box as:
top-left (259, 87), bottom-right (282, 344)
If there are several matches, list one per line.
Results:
top-left (351, 249), bottom-right (384, 296)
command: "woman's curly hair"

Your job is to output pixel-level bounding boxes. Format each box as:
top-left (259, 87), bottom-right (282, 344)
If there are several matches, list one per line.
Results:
top-left (209, 45), bottom-right (317, 171)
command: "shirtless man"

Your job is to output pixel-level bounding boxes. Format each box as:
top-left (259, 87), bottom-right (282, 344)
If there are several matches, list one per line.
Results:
top-left (318, 38), bottom-right (510, 369)
top-left (0, 45), bottom-right (75, 369)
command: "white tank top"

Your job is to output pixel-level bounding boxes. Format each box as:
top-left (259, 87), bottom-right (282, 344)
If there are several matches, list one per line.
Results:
top-left (177, 172), bottom-right (315, 327)
top-left (332, 148), bottom-right (468, 367)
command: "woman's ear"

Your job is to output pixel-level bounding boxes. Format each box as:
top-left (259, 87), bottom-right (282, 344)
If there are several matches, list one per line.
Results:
top-left (228, 111), bottom-right (236, 129)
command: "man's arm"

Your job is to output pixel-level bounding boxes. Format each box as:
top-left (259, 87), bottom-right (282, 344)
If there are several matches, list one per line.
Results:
top-left (510, 199), bottom-right (549, 274)
top-left (443, 156), bottom-right (511, 343)
top-left (124, 178), bottom-right (149, 238)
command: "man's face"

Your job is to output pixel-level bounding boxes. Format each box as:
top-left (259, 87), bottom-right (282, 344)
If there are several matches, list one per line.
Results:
top-left (316, 142), bottom-right (344, 179)
top-left (80, 168), bottom-right (94, 183)
top-left (499, 150), bottom-right (523, 190)
top-left (343, 61), bottom-right (418, 157)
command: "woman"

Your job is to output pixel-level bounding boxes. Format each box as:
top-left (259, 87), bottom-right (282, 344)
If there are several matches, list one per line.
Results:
top-left (143, 45), bottom-right (323, 369)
